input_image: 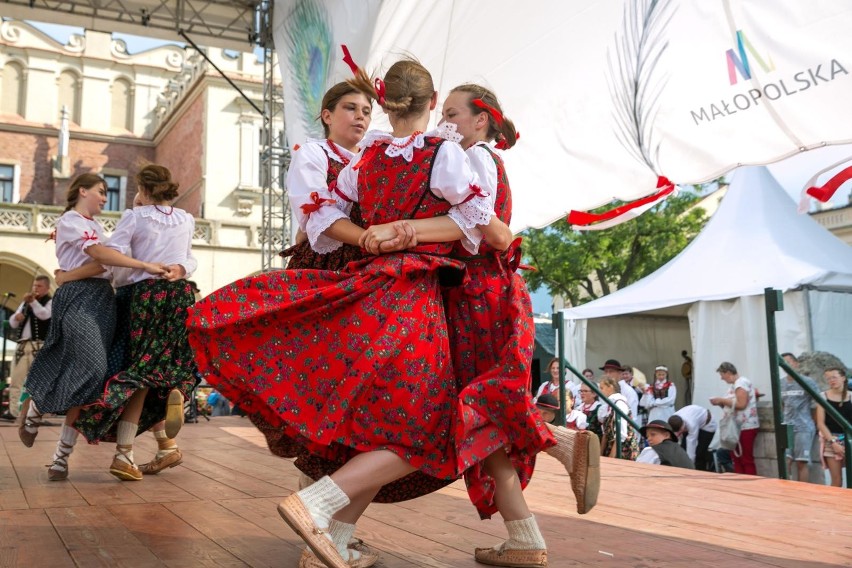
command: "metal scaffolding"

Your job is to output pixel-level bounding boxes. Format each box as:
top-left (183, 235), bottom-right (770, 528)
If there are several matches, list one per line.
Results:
top-left (257, 0), bottom-right (290, 271)
top-left (4, 0), bottom-right (290, 270)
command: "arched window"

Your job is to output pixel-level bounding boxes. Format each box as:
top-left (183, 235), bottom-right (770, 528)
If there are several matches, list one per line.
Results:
top-left (1, 62), bottom-right (25, 116)
top-left (111, 78), bottom-right (133, 131)
top-left (57, 70), bottom-right (81, 124)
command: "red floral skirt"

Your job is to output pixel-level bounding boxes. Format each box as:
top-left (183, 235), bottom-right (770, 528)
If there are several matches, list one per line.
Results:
top-left (187, 253), bottom-right (465, 481)
top-left (444, 254), bottom-right (555, 519)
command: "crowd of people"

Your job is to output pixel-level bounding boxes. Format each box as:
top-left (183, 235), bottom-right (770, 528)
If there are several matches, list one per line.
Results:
top-left (532, 356), bottom-right (850, 486)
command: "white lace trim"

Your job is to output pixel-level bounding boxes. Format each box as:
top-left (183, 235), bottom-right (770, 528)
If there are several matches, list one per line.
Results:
top-left (359, 126), bottom-right (462, 163)
top-left (430, 122), bottom-right (463, 144)
top-left (136, 205), bottom-right (190, 227)
top-left (307, 137), bottom-right (354, 165)
top-left (307, 209), bottom-right (346, 254)
top-left (456, 197), bottom-right (494, 228)
top-left (447, 208), bottom-right (483, 254)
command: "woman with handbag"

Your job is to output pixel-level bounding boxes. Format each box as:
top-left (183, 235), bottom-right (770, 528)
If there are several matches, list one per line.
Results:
top-left (710, 361), bottom-right (759, 475)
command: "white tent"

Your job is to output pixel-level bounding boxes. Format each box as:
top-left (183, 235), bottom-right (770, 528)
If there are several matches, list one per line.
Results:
top-left (561, 166), bottom-right (852, 412)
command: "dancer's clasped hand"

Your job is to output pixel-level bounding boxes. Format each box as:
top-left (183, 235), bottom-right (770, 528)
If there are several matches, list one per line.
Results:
top-left (359, 221), bottom-right (418, 255)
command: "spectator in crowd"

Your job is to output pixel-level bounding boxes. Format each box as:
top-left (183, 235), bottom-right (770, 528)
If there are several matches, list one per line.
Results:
top-left (620, 365), bottom-right (641, 421)
top-left (668, 405), bottom-right (717, 472)
top-left (710, 361), bottom-right (760, 475)
top-left (535, 393), bottom-right (559, 425)
top-left (636, 420), bottom-right (694, 469)
top-left (3, 275), bottom-right (52, 421)
top-left (780, 352), bottom-right (819, 483)
top-left (640, 365), bottom-right (677, 424)
top-left (600, 359), bottom-right (639, 422)
top-left (598, 376), bottom-right (639, 460)
top-left (536, 358), bottom-right (580, 405)
top-left (207, 389), bottom-right (231, 417)
top-left (582, 368), bottom-right (595, 382)
top-left (577, 383), bottom-right (605, 441)
top-left (815, 366), bottom-right (851, 487)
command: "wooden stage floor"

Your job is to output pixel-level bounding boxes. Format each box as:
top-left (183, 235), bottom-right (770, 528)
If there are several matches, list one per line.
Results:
top-left (2, 416), bottom-right (851, 567)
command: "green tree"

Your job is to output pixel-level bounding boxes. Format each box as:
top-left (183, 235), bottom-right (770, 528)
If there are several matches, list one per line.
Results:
top-left (522, 188), bottom-right (709, 307)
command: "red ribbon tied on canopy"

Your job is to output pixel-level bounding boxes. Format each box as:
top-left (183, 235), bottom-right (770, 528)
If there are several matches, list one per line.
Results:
top-left (806, 166), bottom-right (852, 202)
top-left (567, 176), bottom-right (676, 227)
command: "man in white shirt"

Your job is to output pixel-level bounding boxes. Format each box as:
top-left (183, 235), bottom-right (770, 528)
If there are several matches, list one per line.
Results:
top-left (4, 276), bottom-right (52, 421)
top-left (668, 404), bottom-right (717, 472)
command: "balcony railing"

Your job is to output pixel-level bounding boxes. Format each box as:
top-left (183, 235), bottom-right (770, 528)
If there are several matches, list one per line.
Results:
top-left (0, 202), bottom-right (267, 249)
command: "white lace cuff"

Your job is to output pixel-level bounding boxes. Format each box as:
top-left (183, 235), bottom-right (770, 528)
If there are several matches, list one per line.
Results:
top-left (307, 207), bottom-right (349, 254)
top-left (447, 208), bottom-right (483, 254)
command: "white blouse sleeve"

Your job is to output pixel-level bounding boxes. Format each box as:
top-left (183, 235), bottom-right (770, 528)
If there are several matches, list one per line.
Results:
top-left (287, 144), bottom-right (334, 232)
top-left (430, 142), bottom-right (495, 254)
top-left (181, 217), bottom-right (198, 278)
top-left (106, 209), bottom-right (136, 255)
top-left (305, 159), bottom-right (358, 254)
top-left (59, 213), bottom-right (104, 252)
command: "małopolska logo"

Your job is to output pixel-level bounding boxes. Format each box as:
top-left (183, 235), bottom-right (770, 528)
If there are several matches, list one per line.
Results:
top-left (726, 30), bottom-right (775, 85)
top-left (689, 29), bottom-right (847, 125)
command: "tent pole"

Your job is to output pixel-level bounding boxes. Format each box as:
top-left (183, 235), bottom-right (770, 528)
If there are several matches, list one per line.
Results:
top-left (764, 287), bottom-right (788, 480)
top-left (552, 311), bottom-right (567, 426)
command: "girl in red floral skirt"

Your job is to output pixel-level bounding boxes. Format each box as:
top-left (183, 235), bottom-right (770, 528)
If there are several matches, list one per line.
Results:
top-left (188, 57), bottom-right (513, 568)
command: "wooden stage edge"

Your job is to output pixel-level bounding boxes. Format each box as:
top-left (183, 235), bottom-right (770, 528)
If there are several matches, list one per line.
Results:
top-left (2, 416), bottom-right (851, 567)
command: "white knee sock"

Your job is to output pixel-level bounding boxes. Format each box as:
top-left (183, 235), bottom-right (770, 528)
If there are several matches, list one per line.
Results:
top-left (115, 420), bottom-right (137, 465)
top-left (500, 515), bottom-right (546, 550)
top-left (296, 476), bottom-right (350, 530)
top-left (153, 429), bottom-right (178, 459)
top-left (50, 425), bottom-right (79, 471)
top-left (328, 519), bottom-right (359, 561)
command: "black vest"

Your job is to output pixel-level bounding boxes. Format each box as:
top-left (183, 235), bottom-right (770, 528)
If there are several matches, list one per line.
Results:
top-left (652, 440), bottom-right (695, 469)
top-left (16, 294), bottom-right (51, 341)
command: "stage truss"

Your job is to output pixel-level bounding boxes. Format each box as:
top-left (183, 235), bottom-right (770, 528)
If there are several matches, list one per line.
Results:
top-left (3, 0), bottom-right (290, 270)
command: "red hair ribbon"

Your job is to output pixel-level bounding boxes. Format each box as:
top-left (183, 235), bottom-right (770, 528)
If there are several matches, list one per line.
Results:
top-left (299, 191), bottom-right (336, 215)
top-left (806, 165), bottom-right (852, 202)
top-left (374, 78), bottom-right (386, 106)
top-left (495, 132), bottom-right (520, 150)
top-left (341, 44), bottom-right (359, 76)
top-left (471, 99), bottom-right (504, 126)
top-left (567, 176), bottom-right (675, 227)
top-left (46, 229), bottom-right (57, 242)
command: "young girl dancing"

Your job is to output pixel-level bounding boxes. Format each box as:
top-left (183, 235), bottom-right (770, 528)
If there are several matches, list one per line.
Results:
top-left (188, 56), bottom-right (515, 568)
top-left (69, 165), bottom-right (198, 480)
top-left (19, 173), bottom-right (165, 481)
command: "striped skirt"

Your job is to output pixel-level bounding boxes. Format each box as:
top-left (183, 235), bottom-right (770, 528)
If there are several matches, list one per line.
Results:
top-left (25, 278), bottom-right (115, 414)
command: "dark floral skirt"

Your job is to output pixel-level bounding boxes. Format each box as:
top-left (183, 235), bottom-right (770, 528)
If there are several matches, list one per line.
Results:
top-left (75, 279), bottom-right (198, 443)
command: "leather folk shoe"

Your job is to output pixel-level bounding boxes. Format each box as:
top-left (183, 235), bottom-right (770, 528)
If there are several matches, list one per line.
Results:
top-left (543, 424), bottom-right (600, 515)
top-left (110, 457), bottom-right (143, 481)
top-left (574, 431), bottom-right (601, 515)
top-left (277, 493), bottom-right (348, 568)
top-left (474, 545), bottom-right (547, 567)
top-left (18, 398), bottom-right (41, 448)
top-left (299, 546), bottom-right (379, 568)
top-left (138, 449), bottom-right (183, 475)
top-left (164, 389), bottom-right (185, 439)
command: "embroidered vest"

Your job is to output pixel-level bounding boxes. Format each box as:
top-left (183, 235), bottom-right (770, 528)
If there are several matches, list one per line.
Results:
top-left (357, 137), bottom-right (453, 255)
top-left (16, 294), bottom-right (51, 341)
top-left (652, 381), bottom-right (673, 399)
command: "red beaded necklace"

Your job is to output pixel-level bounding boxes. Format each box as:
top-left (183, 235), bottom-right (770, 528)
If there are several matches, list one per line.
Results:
top-left (154, 205), bottom-right (173, 216)
top-left (326, 139), bottom-right (351, 165)
top-left (388, 131), bottom-right (422, 149)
